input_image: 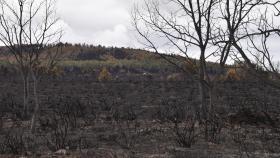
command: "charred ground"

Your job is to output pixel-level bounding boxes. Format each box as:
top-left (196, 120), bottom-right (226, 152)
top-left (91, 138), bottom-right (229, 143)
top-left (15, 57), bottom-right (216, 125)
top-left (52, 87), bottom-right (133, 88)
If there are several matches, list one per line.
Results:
top-left (0, 45), bottom-right (279, 158)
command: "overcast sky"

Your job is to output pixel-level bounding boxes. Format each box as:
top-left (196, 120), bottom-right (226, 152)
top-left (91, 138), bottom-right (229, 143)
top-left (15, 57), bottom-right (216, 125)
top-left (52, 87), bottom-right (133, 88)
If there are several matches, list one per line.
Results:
top-left (54, 0), bottom-right (280, 61)
top-left (57, 0), bottom-right (140, 48)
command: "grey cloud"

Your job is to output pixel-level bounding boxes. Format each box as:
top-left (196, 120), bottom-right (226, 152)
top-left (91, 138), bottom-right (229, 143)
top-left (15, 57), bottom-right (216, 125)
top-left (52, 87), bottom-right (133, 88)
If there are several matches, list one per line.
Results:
top-left (57, 0), bottom-right (142, 47)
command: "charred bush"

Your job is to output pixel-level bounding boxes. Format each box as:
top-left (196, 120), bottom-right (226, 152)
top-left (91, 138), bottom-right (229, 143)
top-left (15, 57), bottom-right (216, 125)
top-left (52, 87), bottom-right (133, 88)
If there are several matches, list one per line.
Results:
top-left (157, 98), bottom-right (200, 148)
top-left (259, 128), bottom-right (280, 153)
top-left (0, 129), bottom-right (25, 155)
top-left (112, 104), bottom-right (137, 122)
top-left (0, 129), bottom-right (37, 155)
top-left (0, 93), bottom-right (23, 119)
top-left (111, 104), bottom-right (143, 150)
top-left (46, 96), bottom-right (86, 129)
top-left (41, 113), bottom-right (70, 151)
top-left (231, 128), bottom-right (253, 158)
top-left (205, 113), bottom-right (225, 144)
top-left (99, 97), bottom-right (114, 112)
top-left (40, 96), bottom-right (86, 151)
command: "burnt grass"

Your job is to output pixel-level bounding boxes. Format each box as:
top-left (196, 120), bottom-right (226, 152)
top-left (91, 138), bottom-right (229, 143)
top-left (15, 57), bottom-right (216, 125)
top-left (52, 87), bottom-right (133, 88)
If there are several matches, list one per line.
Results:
top-left (0, 73), bottom-right (280, 158)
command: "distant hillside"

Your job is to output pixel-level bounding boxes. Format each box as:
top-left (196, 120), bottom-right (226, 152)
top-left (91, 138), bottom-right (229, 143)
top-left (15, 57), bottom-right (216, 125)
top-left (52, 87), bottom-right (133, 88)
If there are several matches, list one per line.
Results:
top-left (0, 43), bottom-right (231, 81)
top-left (58, 44), bottom-right (191, 73)
top-left (0, 43), bottom-right (188, 72)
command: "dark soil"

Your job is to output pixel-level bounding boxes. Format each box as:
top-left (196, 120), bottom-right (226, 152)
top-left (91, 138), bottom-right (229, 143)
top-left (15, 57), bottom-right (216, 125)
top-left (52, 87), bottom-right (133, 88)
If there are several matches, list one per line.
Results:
top-left (0, 74), bottom-right (280, 158)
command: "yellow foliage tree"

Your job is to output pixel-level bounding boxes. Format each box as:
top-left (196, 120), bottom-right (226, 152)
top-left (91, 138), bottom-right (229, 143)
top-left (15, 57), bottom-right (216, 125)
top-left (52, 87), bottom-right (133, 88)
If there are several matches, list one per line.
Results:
top-left (226, 68), bottom-right (241, 81)
top-left (98, 67), bottom-right (112, 81)
top-left (49, 66), bottom-right (64, 77)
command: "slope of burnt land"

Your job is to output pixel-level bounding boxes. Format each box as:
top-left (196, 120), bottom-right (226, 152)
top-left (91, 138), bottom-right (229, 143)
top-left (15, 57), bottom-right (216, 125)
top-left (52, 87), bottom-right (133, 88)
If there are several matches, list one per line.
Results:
top-left (0, 74), bottom-right (280, 157)
top-left (0, 45), bottom-right (280, 157)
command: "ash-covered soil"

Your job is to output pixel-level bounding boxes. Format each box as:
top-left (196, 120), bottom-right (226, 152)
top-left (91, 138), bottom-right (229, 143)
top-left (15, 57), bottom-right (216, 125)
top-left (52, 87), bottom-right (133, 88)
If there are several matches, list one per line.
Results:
top-left (0, 75), bottom-right (280, 158)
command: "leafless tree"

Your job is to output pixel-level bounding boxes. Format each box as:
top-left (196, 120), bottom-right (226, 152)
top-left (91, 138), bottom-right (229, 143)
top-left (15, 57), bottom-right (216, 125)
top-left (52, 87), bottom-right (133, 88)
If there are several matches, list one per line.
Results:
top-left (215, 0), bottom-right (280, 85)
top-left (132, 0), bottom-right (220, 140)
top-left (0, 0), bottom-right (62, 132)
top-left (247, 10), bottom-right (280, 79)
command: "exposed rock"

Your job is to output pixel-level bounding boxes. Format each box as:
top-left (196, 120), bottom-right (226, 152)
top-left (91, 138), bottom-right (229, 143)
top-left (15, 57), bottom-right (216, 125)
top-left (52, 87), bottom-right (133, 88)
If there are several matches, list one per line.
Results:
top-left (54, 149), bottom-right (67, 155)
